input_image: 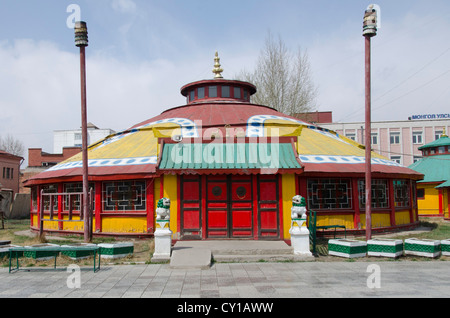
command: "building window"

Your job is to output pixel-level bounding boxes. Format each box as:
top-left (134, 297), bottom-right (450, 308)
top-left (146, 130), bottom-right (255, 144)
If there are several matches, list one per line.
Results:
top-left (209, 86), bottom-right (217, 98)
top-left (435, 130), bottom-right (443, 140)
top-left (222, 86), bottom-right (230, 98)
top-left (31, 187), bottom-right (38, 211)
top-left (394, 180), bottom-right (410, 208)
top-left (358, 179), bottom-right (389, 209)
top-left (2, 167), bottom-right (14, 179)
top-left (371, 133), bottom-right (378, 145)
top-left (243, 90), bottom-right (249, 101)
top-left (197, 87), bottom-right (205, 99)
top-left (391, 156), bottom-right (401, 164)
top-left (102, 180), bottom-right (146, 211)
top-left (390, 132), bottom-right (400, 144)
top-left (41, 184), bottom-right (58, 211)
top-left (417, 188), bottom-right (425, 200)
top-left (345, 133), bottom-right (355, 141)
top-left (412, 131), bottom-right (423, 144)
top-left (189, 90), bottom-right (195, 102)
top-left (74, 133), bottom-right (82, 140)
top-left (413, 156), bottom-right (422, 163)
top-left (234, 87), bottom-right (241, 99)
top-left (63, 182), bottom-right (95, 211)
top-left (307, 178), bottom-right (352, 210)
top-left (438, 146), bottom-right (446, 154)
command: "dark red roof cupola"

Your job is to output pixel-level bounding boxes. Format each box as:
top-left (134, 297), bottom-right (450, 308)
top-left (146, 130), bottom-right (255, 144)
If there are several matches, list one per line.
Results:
top-left (180, 52), bottom-right (256, 104)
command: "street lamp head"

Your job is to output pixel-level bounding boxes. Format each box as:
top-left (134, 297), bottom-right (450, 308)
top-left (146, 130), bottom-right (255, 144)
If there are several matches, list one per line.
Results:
top-left (363, 4), bottom-right (378, 37)
top-left (74, 21), bottom-right (88, 47)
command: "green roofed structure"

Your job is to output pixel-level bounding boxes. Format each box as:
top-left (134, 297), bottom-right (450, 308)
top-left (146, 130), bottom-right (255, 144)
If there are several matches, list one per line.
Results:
top-left (409, 131), bottom-right (450, 219)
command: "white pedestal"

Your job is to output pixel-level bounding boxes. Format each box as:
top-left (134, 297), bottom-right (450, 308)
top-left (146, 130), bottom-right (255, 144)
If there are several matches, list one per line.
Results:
top-left (289, 218), bottom-right (312, 257)
top-left (152, 220), bottom-right (172, 262)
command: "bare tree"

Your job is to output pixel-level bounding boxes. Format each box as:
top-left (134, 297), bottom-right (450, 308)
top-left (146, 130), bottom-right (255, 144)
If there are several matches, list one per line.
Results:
top-left (238, 31), bottom-right (317, 115)
top-left (0, 134), bottom-right (24, 157)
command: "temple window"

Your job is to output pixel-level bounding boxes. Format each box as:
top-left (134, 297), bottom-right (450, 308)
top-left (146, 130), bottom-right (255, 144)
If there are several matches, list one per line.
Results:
top-left (222, 86), bottom-right (230, 98)
top-left (198, 87), bottom-right (205, 99)
top-left (209, 86), bottom-right (217, 97)
top-left (102, 180), bottom-right (146, 211)
top-left (358, 179), bottom-right (389, 209)
top-left (393, 179), bottom-right (410, 208)
top-left (307, 178), bottom-right (352, 210)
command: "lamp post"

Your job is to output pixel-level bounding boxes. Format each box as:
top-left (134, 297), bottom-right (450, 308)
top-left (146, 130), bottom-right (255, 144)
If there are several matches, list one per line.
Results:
top-left (74, 21), bottom-right (91, 242)
top-left (363, 5), bottom-right (378, 240)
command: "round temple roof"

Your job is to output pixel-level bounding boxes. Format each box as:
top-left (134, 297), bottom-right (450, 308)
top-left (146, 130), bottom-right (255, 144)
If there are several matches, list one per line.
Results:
top-left (25, 53), bottom-right (423, 185)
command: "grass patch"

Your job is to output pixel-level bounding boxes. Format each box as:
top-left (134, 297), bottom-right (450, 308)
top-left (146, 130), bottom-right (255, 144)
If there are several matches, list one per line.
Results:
top-left (0, 219), bottom-right (155, 267)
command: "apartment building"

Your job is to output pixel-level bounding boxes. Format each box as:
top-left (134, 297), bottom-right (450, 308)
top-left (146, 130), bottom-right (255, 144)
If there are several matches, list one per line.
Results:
top-left (320, 116), bottom-right (450, 167)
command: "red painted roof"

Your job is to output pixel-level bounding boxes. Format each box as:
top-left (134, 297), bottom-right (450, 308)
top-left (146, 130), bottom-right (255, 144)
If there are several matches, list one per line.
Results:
top-left (132, 102), bottom-right (289, 129)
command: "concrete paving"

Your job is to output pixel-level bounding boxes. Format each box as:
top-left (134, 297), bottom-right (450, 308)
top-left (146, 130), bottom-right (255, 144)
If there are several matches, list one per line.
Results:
top-left (2, 239), bottom-right (450, 299)
top-left (1, 260), bottom-right (450, 298)
top-left (168, 240), bottom-right (314, 268)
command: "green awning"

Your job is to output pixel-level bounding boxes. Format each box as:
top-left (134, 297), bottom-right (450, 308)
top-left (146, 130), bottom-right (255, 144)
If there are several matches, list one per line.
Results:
top-left (158, 142), bottom-right (302, 171)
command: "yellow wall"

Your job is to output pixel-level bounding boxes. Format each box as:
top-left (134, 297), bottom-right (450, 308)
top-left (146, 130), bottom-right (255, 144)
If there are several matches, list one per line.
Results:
top-left (163, 174), bottom-right (178, 234)
top-left (444, 190), bottom-right (449, 218)
top-left (418, 184), bottom-right (441, 215)
top-left (36, 215), bottom-right (95, 233)
top-left (281, 174), bottom-right (296, 239)
top-left (317, 214), bottom-right (354, 229)
top-left (395, 210), bottom-right (411, 225)
top-left (102, 216), bottom-right (147, 233)
top-left (370, 213), bottom-right (391, 228)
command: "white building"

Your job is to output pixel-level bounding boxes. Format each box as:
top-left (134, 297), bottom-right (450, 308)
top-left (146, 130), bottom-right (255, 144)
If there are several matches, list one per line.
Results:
top-left (320, 116), bottom-right (450, 167)
top-left (53, 123), bottom-right (115, 153)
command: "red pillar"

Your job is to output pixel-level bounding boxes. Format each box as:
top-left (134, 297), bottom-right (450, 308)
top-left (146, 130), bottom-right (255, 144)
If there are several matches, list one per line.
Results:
top-left (365, 34), bottom-right (372, 240)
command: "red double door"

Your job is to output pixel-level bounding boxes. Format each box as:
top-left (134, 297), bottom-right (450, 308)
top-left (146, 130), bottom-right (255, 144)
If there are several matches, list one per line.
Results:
top-left (180, 175), bottom-right (280, 239)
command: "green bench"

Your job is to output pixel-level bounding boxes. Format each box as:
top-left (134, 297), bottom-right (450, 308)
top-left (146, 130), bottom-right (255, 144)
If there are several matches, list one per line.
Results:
top-left (8, 245), bottom-right (101, 273)
top-left (308, 210), bottom-right (347, 256)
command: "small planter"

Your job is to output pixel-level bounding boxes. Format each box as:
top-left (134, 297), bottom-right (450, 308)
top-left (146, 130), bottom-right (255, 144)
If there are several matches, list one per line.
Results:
top-left (440, 239), bottom-right (450, 256)
top-left (328, 239), bottom-right (367, 258)
top-left (404, 238), bottom-right (441, 258)
top-left (98, 242), bottom-right (134, 259)
top-left (24, 243), bottom-right (60, 260)
top-left (367, 238), bottom-right (404, 258)
top-left (0, 245), bottom-right (22, 259)
top-left (61, 243), bottom-right (97, 260)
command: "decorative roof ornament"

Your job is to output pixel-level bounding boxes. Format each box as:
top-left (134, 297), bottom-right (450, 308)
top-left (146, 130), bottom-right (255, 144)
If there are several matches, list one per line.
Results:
top-left (212, 51), bottom-right (223, 79)
top-left (442, 128), bottom-right (448, 138)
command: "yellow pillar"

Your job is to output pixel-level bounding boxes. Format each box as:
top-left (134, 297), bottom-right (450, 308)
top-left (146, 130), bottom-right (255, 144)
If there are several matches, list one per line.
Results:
top-left (163, 174), bottom-right (178, 234)
top-left (281, 174), bottom-right (296, 239)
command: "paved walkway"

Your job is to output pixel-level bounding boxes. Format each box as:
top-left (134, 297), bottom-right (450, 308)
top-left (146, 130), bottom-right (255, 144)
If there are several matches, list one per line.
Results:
top-left (1, 261), bottom-right (449, 298)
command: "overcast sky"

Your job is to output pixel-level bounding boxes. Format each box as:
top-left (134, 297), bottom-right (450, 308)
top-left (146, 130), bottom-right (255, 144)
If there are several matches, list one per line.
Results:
top-left (1, 0), bottom-right (450, 166)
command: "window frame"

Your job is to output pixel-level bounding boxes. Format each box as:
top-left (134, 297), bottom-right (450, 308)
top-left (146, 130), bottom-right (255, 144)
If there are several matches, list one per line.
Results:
top-left (412, 131), bottom-right (423, 144)
top-left (390, 132), bottom-right (400, 144)
top-left (307, 178), bottom-right (353, 210)
top-left (102, 180), bottom-right (147, 212)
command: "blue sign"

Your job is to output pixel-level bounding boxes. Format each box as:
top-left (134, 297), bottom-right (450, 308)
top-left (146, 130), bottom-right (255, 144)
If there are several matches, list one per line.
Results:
top-left (409, 114), bottom-right (450, 120)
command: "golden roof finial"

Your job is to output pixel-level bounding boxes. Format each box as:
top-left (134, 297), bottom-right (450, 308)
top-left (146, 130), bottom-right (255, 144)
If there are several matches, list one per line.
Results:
top-left (442, 127), bottom-right (448, 138)
top-left (212, 51), bottom-right (223, 79)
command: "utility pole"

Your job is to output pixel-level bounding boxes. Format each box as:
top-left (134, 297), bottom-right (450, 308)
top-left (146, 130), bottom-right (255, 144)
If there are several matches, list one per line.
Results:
top-left (363, 5), bottom-right (378, 240)
top-left (74, 21), bottom-right (91, 242)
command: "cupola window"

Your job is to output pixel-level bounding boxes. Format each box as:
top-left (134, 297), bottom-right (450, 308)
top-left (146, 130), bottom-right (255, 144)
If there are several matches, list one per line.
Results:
top-left (222, 86), bottom-right (230, 98)
top-left (209, 86), bottom-right (217, 97)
